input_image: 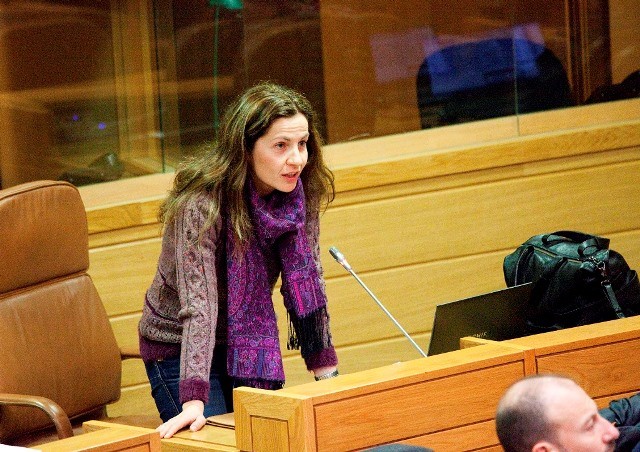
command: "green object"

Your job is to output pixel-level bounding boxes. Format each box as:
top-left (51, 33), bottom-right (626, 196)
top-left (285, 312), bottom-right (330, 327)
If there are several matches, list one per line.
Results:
top-left (208, 0), bottom-right (243, 10)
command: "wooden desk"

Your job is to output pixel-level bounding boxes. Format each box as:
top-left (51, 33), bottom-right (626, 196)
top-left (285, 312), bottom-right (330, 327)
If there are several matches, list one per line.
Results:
top-left (234, 343), bottom-right (527, 452)
top-left (462, 316), bottom-right (640, 407)
top-left (33, 427), bottom-right (160, 451)
top-left (83, 316), bottom-right (640, 451)
top-left (83, 421), bottom-right (237, 452)
top-left (501, 315), bottom-right (640, 406)
top-left (86, 343), bottom-right (526, 452)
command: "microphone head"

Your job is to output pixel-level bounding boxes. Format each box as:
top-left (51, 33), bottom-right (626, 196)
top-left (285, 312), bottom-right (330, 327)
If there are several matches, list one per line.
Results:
top-left (329, 246), bottom-right (352, 271)
top-left (329, 246), bottom-right (341, 261)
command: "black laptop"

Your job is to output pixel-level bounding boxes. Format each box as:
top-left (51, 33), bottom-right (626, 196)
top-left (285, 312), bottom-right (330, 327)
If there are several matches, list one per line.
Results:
top-left (427, 283), bottom-right (534, 356)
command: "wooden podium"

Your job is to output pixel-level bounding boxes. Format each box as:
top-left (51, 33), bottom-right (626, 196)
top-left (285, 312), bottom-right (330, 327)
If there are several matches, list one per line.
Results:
top-left (233, 315), bottom-right (640, 452)
top-left (233, 343), bottom-right (528, 452)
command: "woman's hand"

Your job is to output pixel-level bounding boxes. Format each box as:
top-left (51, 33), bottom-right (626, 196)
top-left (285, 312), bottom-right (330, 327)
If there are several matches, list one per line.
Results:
top-left (156, 400), bottom-right (207, 438)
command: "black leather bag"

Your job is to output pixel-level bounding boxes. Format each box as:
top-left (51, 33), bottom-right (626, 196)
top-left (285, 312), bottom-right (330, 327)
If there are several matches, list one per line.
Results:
top-left (503, 230), bottom-right (640, 333)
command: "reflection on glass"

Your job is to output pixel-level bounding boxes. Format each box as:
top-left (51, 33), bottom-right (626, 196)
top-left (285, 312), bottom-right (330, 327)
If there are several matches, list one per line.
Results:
top-left (415, 24), bottom-right (573, 128)
top-left (0, 0), bottom-right (637, 189)
top-left (0, 1), bottom-right (120, 188)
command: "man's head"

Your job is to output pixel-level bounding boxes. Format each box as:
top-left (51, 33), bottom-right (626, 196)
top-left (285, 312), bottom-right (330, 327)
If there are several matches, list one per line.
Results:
top-left (496, 374), bottom-right (619, 452)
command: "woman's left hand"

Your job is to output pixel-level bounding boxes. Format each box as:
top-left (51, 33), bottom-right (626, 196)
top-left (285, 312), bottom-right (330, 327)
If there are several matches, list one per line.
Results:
top-left (156, 399), bottom-right (207, 438)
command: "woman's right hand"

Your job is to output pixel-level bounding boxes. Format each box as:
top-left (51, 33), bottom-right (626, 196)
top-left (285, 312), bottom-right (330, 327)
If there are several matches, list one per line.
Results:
top-left (156, 399), bottom-right (207, 438)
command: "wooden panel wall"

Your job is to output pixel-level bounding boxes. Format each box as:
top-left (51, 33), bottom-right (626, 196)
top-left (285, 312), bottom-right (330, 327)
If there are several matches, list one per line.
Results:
top-left (78, 99), bottom-right (640, 418)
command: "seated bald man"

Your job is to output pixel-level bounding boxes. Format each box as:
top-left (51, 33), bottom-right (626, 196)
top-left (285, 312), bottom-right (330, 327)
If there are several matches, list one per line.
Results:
top-left (495, 374), bottom-right (619, 452)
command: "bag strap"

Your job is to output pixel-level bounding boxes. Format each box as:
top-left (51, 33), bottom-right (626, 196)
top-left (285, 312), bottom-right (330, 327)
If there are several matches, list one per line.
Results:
top-left (591, 254), bottom-right (626, 319)
top-left (602, 280), bottom-right (626, 319)
top-left (542, 230), bottom-right (610, 256)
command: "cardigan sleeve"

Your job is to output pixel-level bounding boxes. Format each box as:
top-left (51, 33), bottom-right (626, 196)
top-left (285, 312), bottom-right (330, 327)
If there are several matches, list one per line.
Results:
top-left (174, 194), bottom-right (221, 404)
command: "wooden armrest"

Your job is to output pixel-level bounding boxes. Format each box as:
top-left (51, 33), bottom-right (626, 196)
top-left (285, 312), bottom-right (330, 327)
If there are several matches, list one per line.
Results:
top-left (120, 345), bottom-right (141, 360)
top-left (0, 392), bottom-right (73, 439)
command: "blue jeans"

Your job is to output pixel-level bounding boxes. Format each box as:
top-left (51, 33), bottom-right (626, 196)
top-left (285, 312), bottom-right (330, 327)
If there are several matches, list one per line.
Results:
top-left (145, 352), bottom-right (233, 422)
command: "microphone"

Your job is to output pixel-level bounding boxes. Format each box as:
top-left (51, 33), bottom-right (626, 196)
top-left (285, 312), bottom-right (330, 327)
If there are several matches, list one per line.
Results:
top-left (328, 246), bottom-right (351, 271)
top-left (328, 246), bottom-right (427, 357)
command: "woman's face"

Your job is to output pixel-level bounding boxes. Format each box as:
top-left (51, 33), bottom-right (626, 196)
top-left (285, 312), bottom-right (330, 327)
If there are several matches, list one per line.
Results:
top-left (249, 112), bottom-right (309, 196)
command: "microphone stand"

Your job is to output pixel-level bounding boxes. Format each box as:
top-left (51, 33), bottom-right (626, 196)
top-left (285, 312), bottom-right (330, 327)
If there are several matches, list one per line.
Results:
top-left (329, 246), bottom-right (427, 358)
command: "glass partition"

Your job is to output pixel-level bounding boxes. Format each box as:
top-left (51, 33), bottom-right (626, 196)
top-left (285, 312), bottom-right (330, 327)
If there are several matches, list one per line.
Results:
top-left (0, 0), bottom-right (638, 188)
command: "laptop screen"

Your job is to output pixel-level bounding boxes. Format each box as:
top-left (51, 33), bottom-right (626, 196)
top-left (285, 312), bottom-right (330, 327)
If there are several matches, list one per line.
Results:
top-left (427, 283), bottom-right (534, 356)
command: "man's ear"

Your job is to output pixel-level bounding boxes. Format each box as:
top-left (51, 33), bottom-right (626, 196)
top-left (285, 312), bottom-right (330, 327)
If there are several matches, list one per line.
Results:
top-left (532, 441), bottom-right (555, 452)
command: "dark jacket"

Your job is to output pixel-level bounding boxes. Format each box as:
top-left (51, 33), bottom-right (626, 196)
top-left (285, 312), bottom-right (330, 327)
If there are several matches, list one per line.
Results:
top-left (600, 393), bottom-right (640, 452)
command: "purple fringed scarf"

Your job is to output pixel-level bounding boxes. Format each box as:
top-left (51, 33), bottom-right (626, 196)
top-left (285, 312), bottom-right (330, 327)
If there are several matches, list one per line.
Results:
top-left (225, 179), bottom-right (329, 389)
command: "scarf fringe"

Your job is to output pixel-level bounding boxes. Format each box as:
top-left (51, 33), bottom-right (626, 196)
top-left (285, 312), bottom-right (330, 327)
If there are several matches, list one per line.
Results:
top-left (287, 306), bottom-right (331, 359)
top-left (235, 378), bottom-right (284, 390)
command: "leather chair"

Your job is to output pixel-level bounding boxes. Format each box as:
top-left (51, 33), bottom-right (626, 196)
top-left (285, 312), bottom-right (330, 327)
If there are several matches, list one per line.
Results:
top-left (416, 38), bottom-right (574, 129)
top-left (0, 180), bottom-right (160, 446)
